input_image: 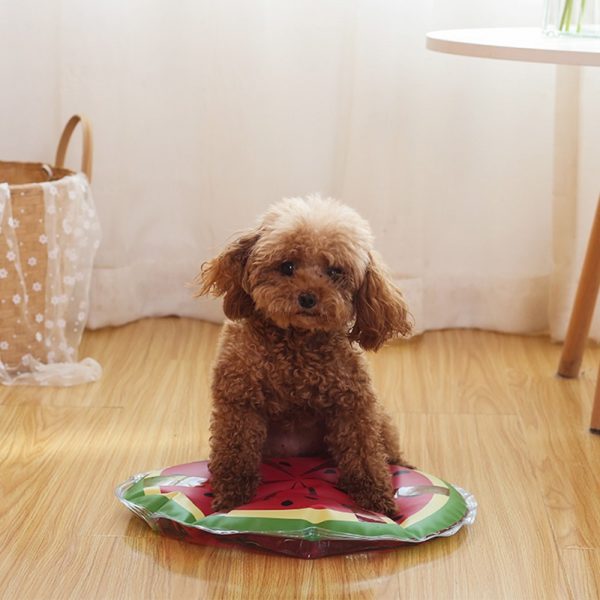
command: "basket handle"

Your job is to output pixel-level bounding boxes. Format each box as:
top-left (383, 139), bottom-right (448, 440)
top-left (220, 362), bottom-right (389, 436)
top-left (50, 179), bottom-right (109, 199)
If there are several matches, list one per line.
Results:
top-left (54, 114), bottom-right (93, 182)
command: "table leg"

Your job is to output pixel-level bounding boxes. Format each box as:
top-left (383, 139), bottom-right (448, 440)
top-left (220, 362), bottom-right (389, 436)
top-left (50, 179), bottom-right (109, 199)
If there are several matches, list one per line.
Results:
top-left (558, 195), bottom-right (600, 378)
top-left (592, 366), bottom-right (600, 433)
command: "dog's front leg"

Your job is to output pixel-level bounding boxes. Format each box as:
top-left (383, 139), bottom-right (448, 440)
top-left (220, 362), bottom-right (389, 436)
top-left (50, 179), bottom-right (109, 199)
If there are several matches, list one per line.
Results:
top-left (324, 394), bottom-right (396, 517)
top-left (209, 404), bottom-right (267, 512)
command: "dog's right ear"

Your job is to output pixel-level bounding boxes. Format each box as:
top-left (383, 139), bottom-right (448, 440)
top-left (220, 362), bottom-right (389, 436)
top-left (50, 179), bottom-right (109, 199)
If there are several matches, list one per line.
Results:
top-left (194, 230), bottom-right (260, 320)
top-left (349, 252), bottom-right (413, 351)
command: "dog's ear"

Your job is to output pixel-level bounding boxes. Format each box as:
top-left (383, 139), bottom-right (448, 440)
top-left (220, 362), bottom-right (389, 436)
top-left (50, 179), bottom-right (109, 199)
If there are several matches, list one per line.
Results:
top-left (194, 230), bottom-right (260, 320)
top-left (349, 252), bottom-right (413, 351)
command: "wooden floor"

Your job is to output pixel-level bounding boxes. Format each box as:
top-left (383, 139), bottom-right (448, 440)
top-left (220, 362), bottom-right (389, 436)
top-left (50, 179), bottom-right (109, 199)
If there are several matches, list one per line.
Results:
top-left (1, 318), bottom-right (599, 599)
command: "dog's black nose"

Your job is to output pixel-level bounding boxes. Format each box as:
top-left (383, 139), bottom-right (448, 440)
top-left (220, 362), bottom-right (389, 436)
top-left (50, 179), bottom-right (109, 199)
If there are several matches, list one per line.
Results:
top-left (298, 292), bottom-right (317, 309)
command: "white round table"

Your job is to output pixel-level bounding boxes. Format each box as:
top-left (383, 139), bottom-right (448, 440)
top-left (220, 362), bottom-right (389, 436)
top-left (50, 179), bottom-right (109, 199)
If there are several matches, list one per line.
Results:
top-left (426, 27), bottom-right (600, 66)
top-left (425, 27), bottom-right (600, 431)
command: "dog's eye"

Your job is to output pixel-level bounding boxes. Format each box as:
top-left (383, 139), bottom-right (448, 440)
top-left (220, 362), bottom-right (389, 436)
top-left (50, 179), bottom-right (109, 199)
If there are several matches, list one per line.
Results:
top-left (280, 261), bottom-right (295, 276)
top-left (327, 266), bottom-right (343, 280)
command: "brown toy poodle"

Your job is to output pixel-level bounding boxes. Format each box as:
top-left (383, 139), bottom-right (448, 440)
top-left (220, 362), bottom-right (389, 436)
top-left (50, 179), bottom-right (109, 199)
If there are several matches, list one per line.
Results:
top-left (196, 195), bottom-right (413, 516)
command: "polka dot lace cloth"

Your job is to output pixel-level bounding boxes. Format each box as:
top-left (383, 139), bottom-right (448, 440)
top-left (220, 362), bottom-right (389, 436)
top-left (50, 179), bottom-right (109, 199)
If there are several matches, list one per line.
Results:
top-left (0, 174), bottom-right (101, 385)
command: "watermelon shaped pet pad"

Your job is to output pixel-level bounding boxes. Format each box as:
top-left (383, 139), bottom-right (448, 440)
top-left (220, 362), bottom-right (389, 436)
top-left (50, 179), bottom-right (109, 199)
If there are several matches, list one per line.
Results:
top-left (116, 457), bottom-right (477, 558)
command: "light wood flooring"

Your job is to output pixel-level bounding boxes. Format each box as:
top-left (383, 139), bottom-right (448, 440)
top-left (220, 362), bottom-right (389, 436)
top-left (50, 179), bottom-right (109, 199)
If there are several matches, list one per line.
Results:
top-left (1, 318), bottom-right (599, 599)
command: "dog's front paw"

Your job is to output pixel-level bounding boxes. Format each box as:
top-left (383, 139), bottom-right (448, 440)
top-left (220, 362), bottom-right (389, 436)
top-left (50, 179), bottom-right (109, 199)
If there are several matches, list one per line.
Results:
top-left (212, 493), bottom-right (249, 513)
top-left (210, 473), bottom-right (260, 512)
top-left (358, 491), bottom-right (397, 517)
top-left (342, 477), bottom-right (397, 517)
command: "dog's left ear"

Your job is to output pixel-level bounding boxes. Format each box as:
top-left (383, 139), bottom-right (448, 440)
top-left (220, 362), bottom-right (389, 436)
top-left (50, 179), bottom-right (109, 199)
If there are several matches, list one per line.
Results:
top-left (349, 252), bottom-right (413, 351)
top-left (194, 230), bottom-right (260, 320)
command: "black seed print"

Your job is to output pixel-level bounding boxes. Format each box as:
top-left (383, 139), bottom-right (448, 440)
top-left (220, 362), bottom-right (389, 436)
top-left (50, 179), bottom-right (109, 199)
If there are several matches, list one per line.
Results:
top-left (281, 500), bottom-right (293, 506)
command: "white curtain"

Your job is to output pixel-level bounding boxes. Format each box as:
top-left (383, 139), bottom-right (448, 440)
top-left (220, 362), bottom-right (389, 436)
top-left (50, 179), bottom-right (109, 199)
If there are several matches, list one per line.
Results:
top-left (1, 0), bottom-right (599, 338)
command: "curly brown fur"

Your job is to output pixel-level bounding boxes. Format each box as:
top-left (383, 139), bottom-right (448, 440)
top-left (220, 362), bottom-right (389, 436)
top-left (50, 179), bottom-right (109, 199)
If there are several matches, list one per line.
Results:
top-left (196, 196), bottom-right (413, 516)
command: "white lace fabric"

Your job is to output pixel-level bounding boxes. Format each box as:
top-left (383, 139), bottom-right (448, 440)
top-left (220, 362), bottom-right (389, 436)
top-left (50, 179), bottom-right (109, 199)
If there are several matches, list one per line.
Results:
top-left (0, 173), bottom-right (101, 386)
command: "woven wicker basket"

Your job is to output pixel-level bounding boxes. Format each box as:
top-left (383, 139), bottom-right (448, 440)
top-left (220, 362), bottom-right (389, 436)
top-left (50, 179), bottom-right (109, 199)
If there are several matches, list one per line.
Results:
top-left (0, 115), bottom-right (96, 374)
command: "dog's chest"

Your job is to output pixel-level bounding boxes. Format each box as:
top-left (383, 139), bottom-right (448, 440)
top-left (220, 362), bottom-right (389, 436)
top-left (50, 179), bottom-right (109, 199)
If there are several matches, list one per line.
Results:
top-left (261, 339), bottom-right (336, 411)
